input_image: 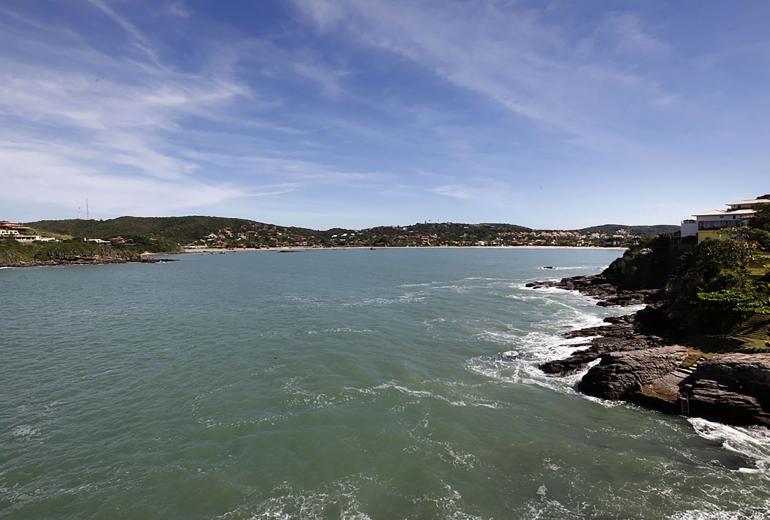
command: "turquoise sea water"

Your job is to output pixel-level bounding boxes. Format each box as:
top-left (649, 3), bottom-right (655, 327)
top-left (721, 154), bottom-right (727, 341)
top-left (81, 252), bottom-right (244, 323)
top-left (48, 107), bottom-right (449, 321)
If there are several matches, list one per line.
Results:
top-left (1, 248), bottom-right (769, 519)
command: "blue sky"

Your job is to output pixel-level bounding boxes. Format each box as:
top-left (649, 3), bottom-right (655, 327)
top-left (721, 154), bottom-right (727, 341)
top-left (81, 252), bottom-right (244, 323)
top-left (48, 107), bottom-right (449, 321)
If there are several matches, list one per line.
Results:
top-left (0, 0), bottom-right (768, 229)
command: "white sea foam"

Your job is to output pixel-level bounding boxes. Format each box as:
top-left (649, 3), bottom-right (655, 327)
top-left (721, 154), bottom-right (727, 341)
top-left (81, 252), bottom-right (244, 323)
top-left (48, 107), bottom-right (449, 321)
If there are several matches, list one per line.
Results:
top-left (215, 477), bottom-right (375, 520)
top-left (689, 418), bottom-right (770, 474)
top-left (670, 499), bottom-right (770, 520)
top-left (11, 424), bottom-right (40, 441)
top-left (466, 282), bottom-right (636, 401)
top-left (536, 265), bottom-right (609, 271)
top-left (343, 381), bottom-right (503, 410)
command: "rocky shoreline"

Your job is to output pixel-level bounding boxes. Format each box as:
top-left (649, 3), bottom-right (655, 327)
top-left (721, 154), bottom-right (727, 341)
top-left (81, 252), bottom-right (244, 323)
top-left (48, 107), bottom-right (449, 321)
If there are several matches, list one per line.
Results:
top-left (0, 256), bottom-right (173, 268)
top-left (527, 274), bottom-right (770, 427)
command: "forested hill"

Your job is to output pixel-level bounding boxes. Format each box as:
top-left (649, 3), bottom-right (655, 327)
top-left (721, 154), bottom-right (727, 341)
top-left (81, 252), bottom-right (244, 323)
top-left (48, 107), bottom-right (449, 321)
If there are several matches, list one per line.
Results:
top-left (26, 216), bottom-right (676, 248)
top-left (577, 224), bottom-right (680, 235)
top-left (26, 216), bottom-right (273, 244)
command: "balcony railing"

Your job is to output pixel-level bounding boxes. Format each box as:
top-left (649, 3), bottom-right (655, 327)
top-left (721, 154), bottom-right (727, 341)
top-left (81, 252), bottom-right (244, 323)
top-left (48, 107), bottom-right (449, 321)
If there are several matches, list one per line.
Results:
top-left (697, 220), bottom-right (749, 231)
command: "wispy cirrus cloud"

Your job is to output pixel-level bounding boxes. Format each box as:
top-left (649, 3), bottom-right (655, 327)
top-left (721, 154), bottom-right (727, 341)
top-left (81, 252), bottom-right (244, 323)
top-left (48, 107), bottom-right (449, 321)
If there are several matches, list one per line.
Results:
top-left (0, 0), bottom-right (381, 218)
top-left (291, 0), bottom-right (676, 150)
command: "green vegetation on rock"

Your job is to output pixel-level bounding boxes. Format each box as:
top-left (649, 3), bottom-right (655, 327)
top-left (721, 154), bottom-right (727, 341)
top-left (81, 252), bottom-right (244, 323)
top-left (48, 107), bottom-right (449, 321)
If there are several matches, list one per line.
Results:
top-left (0, 240), bottom-right (145, 266)
top-left (603, 204), bottom-right (770, 347)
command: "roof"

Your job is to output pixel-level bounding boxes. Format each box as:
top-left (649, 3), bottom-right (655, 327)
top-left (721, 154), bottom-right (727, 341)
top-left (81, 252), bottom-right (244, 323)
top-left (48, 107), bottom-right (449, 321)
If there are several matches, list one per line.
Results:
top-left (728, 198), bottom-right (770, 206)
top-left (693, 209), bottom-right (756, 217)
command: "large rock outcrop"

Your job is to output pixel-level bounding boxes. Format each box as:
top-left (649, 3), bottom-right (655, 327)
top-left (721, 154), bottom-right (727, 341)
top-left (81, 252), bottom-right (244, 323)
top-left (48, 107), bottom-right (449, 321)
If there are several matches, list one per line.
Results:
top-left (578, 346), bottom-right (689, 400)
top-left (683, 354), bottom-right (770, 426)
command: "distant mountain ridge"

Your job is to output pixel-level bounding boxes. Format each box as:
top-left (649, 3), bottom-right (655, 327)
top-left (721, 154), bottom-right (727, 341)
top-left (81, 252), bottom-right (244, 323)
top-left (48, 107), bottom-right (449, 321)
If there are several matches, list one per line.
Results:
top-left (23, 216), bottom-right (680, 249)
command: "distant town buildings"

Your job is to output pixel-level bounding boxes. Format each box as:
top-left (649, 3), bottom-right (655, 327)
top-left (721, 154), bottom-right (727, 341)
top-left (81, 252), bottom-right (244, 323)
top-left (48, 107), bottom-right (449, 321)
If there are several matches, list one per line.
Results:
top-left (681, 196), bottom-right (769, 243)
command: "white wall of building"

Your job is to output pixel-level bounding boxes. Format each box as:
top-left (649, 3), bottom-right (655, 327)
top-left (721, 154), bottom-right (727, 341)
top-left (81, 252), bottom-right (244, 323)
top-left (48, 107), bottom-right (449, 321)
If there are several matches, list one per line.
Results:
top-left (680, 220), bottom-right (697, 237)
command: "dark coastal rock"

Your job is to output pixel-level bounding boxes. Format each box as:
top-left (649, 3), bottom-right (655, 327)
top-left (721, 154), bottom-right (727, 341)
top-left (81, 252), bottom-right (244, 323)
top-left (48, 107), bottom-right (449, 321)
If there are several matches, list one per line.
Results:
top-left (633, 370), bottom-right (692, 414)
top-left (540, 317), bottom-right (666, 375)
top-left (578, 346), bottom-right (689, 400)
top-left (526, 274), bottom-right (659, 307)
top-left (683, 354), bottom-right (770, 426)
top-left (528, 272), bottom-right (770, 427)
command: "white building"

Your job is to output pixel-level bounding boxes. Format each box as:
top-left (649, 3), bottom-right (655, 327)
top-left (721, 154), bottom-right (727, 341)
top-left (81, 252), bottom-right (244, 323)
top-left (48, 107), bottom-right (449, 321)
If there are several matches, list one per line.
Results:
top-left (15, 234), bottom-right (43, 242)
top-left (690, 196), bottom-right (768, 242)
top-left (680, 219), bottom-right (697, 237)
top-left (726, 198), bottom-right (770, 211)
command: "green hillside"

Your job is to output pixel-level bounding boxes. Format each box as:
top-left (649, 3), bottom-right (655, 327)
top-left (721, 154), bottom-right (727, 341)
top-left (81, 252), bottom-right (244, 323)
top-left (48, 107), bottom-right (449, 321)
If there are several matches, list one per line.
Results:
top-left (577, 224), bottom-right (680, 236)
top-left (26, 216), bottom-right (677, 249)
top-left (27, 216), bottom-right (258, 244)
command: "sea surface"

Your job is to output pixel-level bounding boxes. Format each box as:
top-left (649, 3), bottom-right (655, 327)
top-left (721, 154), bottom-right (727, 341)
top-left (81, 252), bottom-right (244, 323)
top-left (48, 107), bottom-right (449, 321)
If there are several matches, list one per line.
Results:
top-left (1, 248), bottom-right (769, 519)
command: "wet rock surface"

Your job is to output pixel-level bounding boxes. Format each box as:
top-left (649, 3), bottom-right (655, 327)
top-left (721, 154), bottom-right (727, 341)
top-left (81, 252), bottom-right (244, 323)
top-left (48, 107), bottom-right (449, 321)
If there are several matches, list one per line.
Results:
top-left (578, 345), bottom-right (689, 400)
top-left (529, 274), bottom-right (770, 427)
top-left (525, 274), bottom-right (659, 307)
top-left (539, 315), bottom-right (666, 375)
top-left (683, 354), bottom-right (770, 427)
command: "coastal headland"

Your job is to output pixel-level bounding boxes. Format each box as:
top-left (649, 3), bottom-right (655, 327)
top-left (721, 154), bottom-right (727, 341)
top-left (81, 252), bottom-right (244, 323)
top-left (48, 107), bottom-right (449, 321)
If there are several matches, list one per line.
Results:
top-left (527, 228), bottom-right (770, 427)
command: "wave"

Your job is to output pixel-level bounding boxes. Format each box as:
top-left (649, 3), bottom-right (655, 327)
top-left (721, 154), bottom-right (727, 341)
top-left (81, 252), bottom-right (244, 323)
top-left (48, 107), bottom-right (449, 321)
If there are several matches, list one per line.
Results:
top-left (466, 284), bottom-right (635, 400)
top-left (537, 265), bottom-right (609, 271)
top-left (670, 499), bottom-right (770, 520)
top-left (689, 418), bottom-right (770, 475)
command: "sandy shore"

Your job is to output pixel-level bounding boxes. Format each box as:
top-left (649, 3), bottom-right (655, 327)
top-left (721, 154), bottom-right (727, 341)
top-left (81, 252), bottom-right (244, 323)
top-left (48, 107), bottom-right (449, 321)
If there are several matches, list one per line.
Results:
top-left (179, 245), bottom-right (627, 254)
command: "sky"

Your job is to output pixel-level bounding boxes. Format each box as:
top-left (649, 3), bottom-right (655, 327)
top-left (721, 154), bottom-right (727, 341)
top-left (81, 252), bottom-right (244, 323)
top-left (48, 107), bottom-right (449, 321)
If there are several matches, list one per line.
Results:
top-left (0, 0), bottom-right (768, 229)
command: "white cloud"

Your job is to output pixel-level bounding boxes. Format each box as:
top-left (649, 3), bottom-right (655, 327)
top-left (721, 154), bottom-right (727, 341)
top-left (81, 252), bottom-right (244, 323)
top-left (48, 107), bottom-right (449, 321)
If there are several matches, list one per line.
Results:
top-left (85, 0), bottom-right (160, 63)
top-left (0, 2), bottom-right (386, 218)
top-left (430, 179), bottom-right (520, 207)
top-left (0, 141), bottom-right (243, 217)
top-left (292, 0), bottom-right (676, 151)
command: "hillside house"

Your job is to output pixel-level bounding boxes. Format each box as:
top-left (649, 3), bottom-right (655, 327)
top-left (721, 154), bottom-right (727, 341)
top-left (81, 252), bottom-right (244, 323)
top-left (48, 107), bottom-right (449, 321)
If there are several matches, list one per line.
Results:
top-left (689, 196), bottom-right (768, 243)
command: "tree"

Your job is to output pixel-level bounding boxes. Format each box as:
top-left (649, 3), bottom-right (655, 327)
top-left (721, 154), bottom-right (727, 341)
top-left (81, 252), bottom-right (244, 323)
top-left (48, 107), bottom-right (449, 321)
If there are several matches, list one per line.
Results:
top-left (696, 285), bottom-right (770, 333)
top-left (751, 204), bottom-right (770, 232)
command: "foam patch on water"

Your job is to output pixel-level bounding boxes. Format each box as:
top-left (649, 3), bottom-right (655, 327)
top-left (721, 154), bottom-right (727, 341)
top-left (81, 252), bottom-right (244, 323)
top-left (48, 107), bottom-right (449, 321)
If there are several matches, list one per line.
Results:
top-left (689, 418), bottom-right (770, 474)
top-left (536, 265), bottom-right (609, 271)
top-left (670, 499), bottom-right (770, 520)
top-left (466, 283), bottom-right (637, 401)
top-left (410, 481), bottom-right (484, 520)
top-left (11, 424), bottom-right (40, 441)
top-left (215, 477), bottom-right (375, 520)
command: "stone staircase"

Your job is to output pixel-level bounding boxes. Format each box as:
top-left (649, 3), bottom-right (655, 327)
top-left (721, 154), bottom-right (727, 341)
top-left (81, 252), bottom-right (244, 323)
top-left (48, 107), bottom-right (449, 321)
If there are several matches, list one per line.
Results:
top-left (677, 358), bottom-right (702, 416)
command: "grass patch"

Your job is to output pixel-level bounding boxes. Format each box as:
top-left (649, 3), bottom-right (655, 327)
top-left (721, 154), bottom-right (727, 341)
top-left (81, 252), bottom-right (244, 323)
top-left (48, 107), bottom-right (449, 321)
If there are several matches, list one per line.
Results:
top-left (680, 354), bottom-right (701, 369)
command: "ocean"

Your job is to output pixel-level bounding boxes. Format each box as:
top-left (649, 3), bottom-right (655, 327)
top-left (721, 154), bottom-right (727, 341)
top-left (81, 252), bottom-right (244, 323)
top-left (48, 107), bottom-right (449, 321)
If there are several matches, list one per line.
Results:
top-left (1, 248), bottom-right (768, 519)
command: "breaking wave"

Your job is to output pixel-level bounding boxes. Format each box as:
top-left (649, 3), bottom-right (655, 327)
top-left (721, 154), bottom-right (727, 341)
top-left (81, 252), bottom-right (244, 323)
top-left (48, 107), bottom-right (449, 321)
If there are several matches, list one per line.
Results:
top-left (689, 418), bottom-right (770, 475)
